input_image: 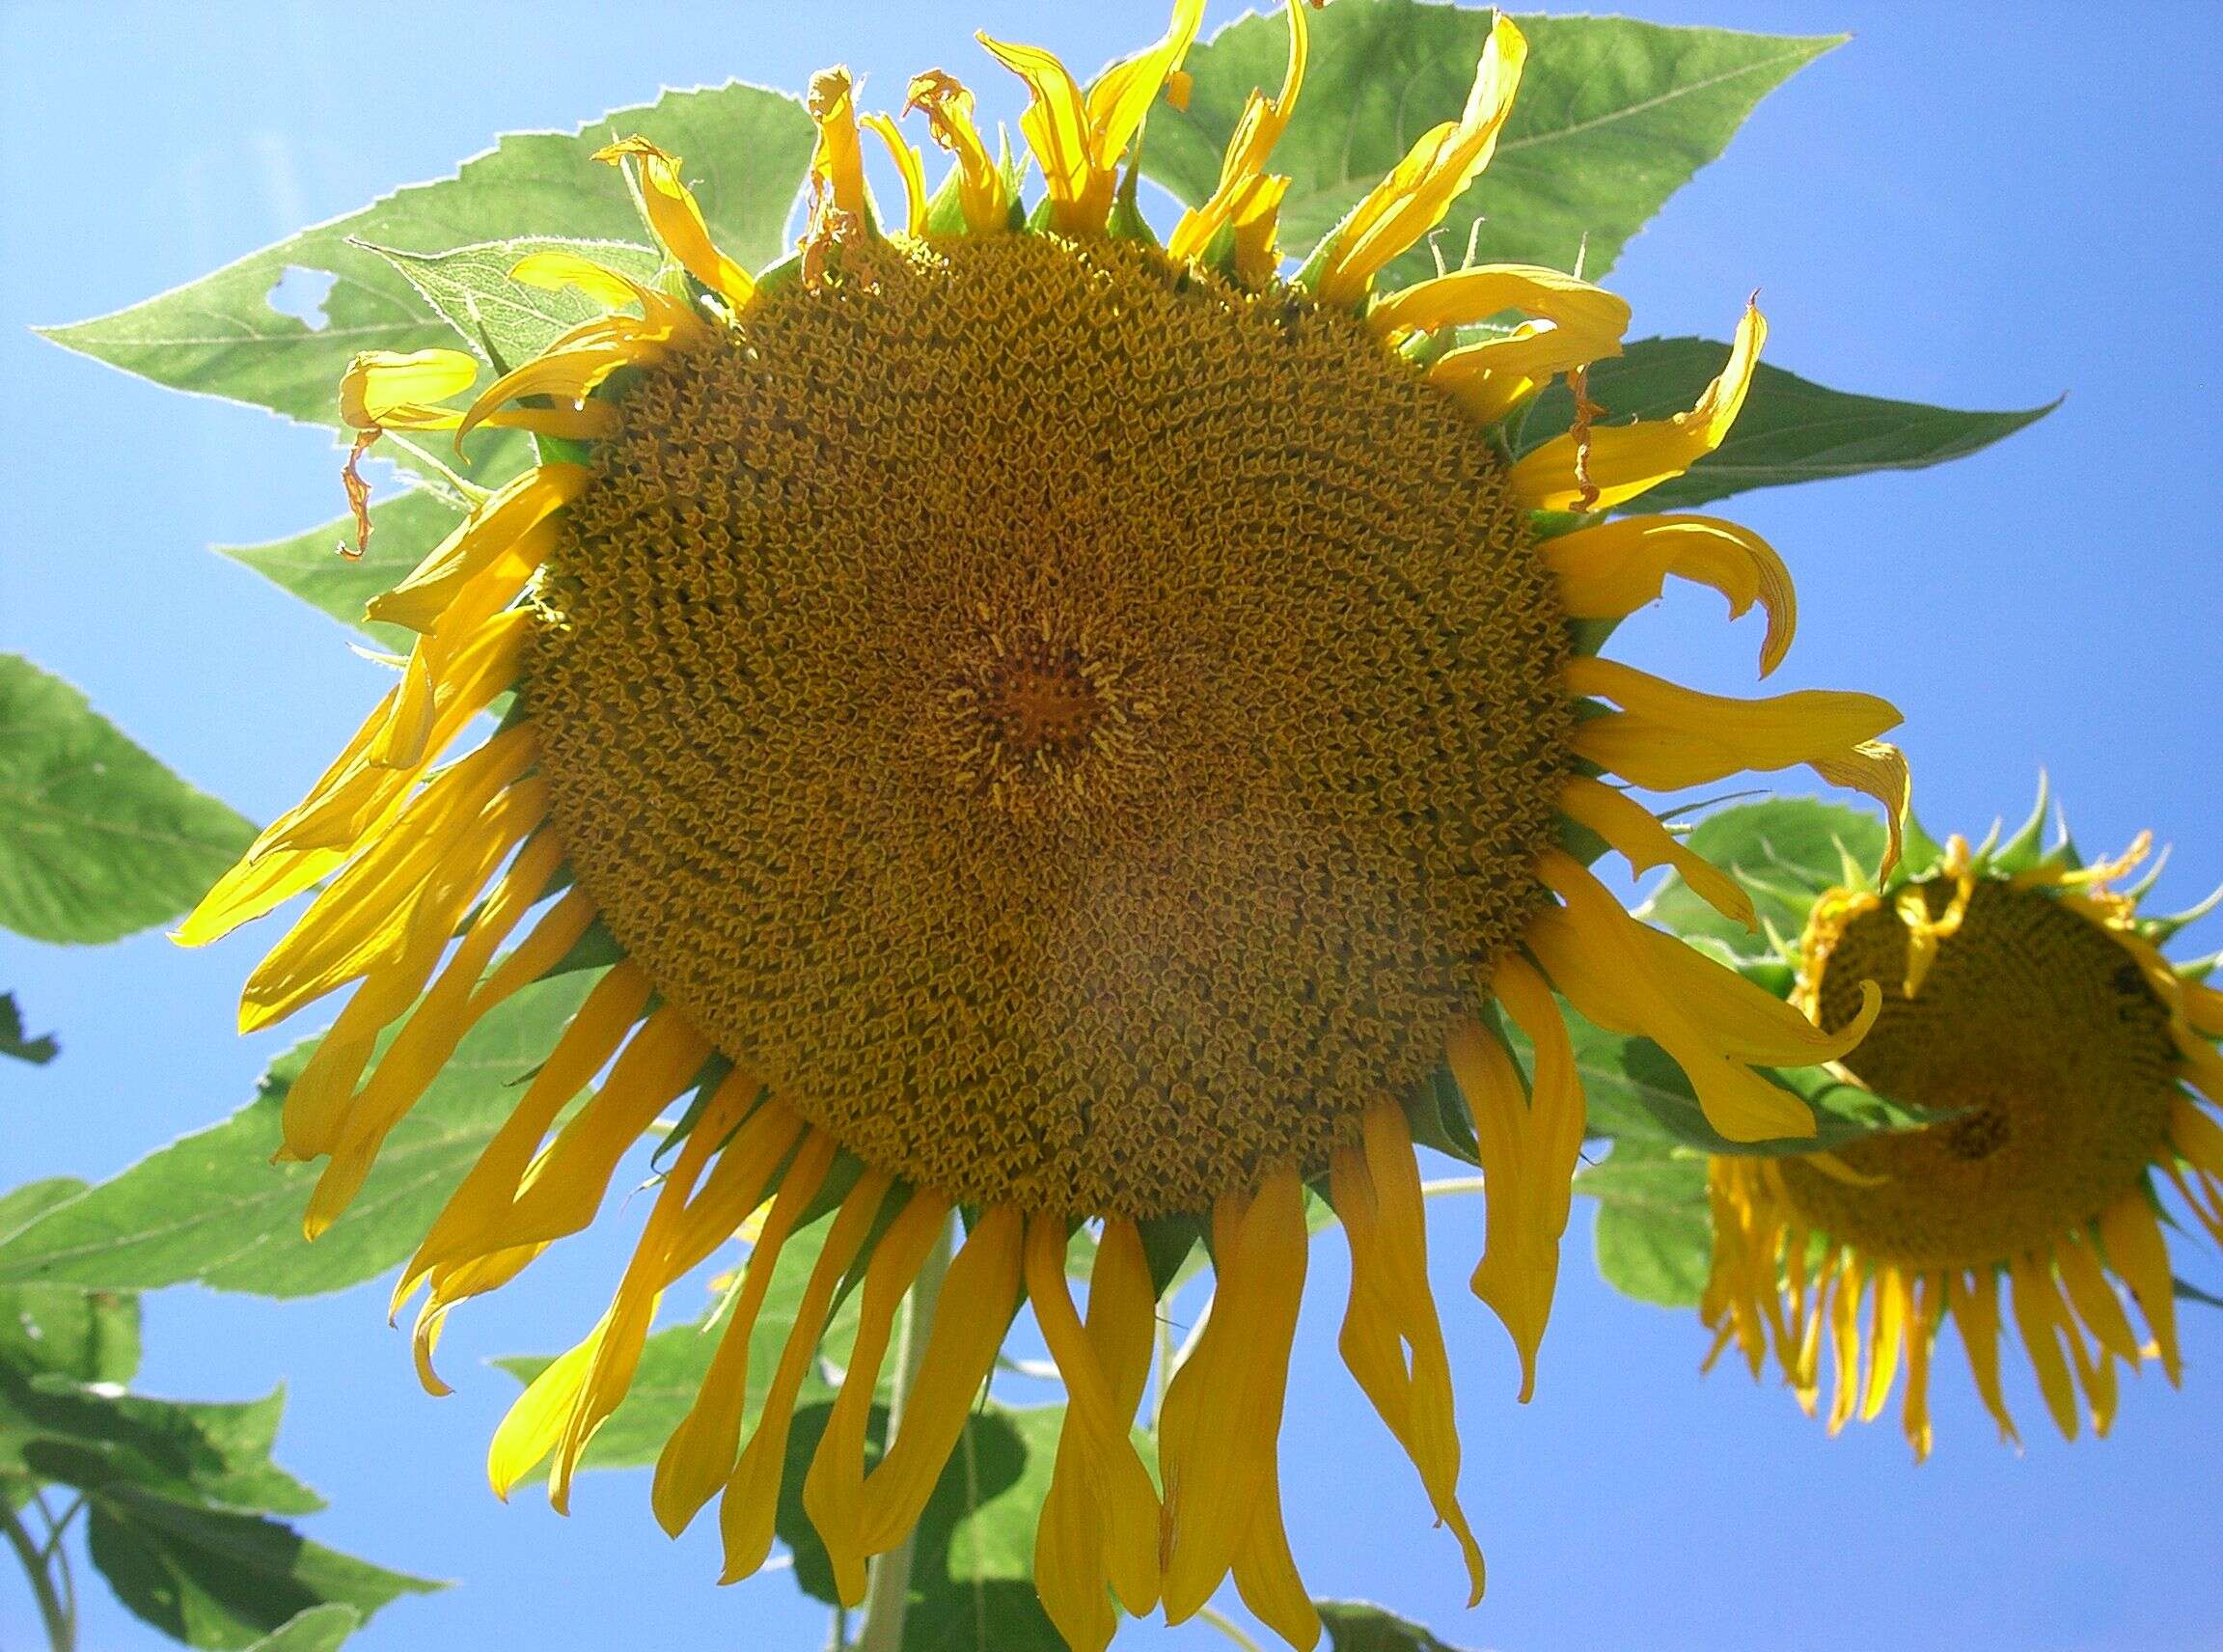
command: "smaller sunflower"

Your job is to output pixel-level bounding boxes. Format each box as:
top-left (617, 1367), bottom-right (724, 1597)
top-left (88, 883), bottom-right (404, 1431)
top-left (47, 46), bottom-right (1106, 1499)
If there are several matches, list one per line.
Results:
top-left (1703, 788), bottom-right (2223, 1455)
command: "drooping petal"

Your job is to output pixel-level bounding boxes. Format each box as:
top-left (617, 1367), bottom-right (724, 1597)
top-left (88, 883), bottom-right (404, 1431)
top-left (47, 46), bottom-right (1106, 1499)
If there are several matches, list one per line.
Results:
top-left (805, 1190), bottom-right (953, 1604)
top-left (720, 1171), bottom-right (893, 1583)
top-left (1544, 512), bottom-right (1795, 677)
top-left (1526, 848), bottom-right (1824, 1143)
top-left (904, 70), bottom-right (1010, 233)
top-left (1035, 1219), bottom-right (1158, 1652)
top-left (651, 1130), bottom-right (838, 1534)
top-left (1559, 776), bottom-right (1756, 931)
top-left (1159, 1169), bottom-right (1308, 1624)
top-left (339, 348), bottom-right (478, 431)
top-left (1510, 300), bottom-right (1765, 511)
top-left (856, 1206), bottom-right (1026, 1552)
top-left (1314, 15), bottom-right (1527, 308)
top-left (1024, 1217), bottom-right (1162, 1616)
top-left (595, 136), bottom-right (755, 308)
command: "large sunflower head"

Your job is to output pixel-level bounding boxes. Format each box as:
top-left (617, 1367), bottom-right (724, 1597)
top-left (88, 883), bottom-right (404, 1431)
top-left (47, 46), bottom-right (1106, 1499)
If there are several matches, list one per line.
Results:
top-left (182, 7), bottom-right (1911, 1646)
top-left (1704, 786), bottom-right (2223, 1458)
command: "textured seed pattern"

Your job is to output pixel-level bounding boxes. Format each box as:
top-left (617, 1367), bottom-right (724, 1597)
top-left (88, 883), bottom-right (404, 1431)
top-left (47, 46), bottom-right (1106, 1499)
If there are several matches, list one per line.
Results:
top-left (1784, 879), bottom-right (2180, 1269)
top-left (526, 232), bottom-right (1573, 1217)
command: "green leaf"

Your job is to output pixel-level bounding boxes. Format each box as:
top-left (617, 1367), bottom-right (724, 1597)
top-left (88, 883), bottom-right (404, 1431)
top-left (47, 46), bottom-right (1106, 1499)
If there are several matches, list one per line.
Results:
top-left (491, 1218), bottom-right (864, 1482)
top-left (1146, 6), bottom-right (1839, 288)
top-left (776, 1399), bottom-right (1064, 1652)
top-left (361, 236), bottom-right (660, 371)
top-left (1564, 1006), bottom-right (1934, 1159)
top-left (0, 1181), bottom-right (140, 1386)
top-left (81, 1479), bottom-right (434, 1651)
top-left (1318, 1598), bottom-right (1482, 1652)
top-left (1639, 797), bottom-right (1885, 961)
top-left (240, 1605), bottom-right (364, 1652)
top-left (40, 85), bottom-right (812, 430)
top-left (10, 1384), bottom-right (322, 1522)
top-left (1520, 339), bottom-right (2055, 510)
top-left (0, 992), bottom-right (59, 1065)
top-left (217, 489), bottom-right (467, 650)
top-left (2172, 1276), bottom-right (2223, 1311)
top-left (1576, 1138), bottom-right (1712, 1308)
top-left (0, 655), bottom-right (256, 945)
top-left (0, 974), bottom-right (592, 1298)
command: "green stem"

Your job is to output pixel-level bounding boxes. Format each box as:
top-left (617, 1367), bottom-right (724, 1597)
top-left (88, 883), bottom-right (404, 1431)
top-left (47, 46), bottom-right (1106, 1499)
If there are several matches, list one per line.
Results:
top-left (853, 1214), bottom-right (955, 1652)
top-left (379, 432), bottom-right (489, 508)
top-left (1, 1499), bottom-right (73, 1652)
top-left (1197, 1604), bottom-right (1266, 1652)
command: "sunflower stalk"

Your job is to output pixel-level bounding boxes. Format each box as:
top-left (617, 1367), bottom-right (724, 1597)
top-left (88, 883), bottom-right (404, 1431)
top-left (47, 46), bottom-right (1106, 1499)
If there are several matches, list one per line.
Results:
top-left (853, 1212), bottom-right (955, 1652)
top-left (0, 1496), bottom-right (75, 1652)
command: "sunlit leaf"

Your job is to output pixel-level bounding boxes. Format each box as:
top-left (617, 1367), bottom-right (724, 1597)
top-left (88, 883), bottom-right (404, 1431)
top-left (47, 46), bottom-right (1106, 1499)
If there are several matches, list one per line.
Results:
top-left (0, 975), bottom-right (592, 1298)
top-left (362, 236), bottom-right (660, 371)
top-left (217, 489), bottom-right (468, 650)
top-left (0, 1181), bottom-right (139, 1386)
top-left (0, 655), bottom-right (255, 946)
top-left (1147, 6), bottom-right (1840, 287)
top-left (1318, 1598), bottom-right (1483, 1652)
top-left (1575, 1138), bottom-right (1713, 1308)
top-left (39, 86), bottom-right (812, 431)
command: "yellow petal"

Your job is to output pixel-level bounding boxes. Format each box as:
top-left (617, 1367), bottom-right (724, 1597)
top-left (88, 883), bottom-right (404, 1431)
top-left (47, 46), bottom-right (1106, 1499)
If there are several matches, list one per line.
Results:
top-left (394, 963), bottom-right (654, 1325)
top-left (365, 462), bottom-right (590, 634)
top-left (977, 34), bottom-right (1093, 208)
top-left (1159, 1170), bottom-right (1307, 1624)
top-left (650, 1130), bottom-right (837, 1535)
top-left (2008, 1253), bottom-right (2081, 1442)
top-left (2099, 1189), bottom-right (2182, 1385)
top-left (1510, 300), bottom-right (1765, 511)
top-left (1168, 0), bottom-right (1307, 265)
top-left (1230, 1458), bottom-right (1321, 1651)
top-left (904, 70), bottom-right (1009, 234)
top-left (1036, 1218), bottom-right (1158, 1652)
top-left (1025, 1217), bottom-right (1162, 1615)
top-left (1527, 848), bottom-right (1819, 1143)
top-left (1566, 655), bottom-right (1902, 792)
top-left (2052, 1229), bottom-right (2141, 1366)
top-left (1545, 512), bottom-right (1796, 677)
top-left (719, 1171), bottom-right (892, 1583)
top-left (1314, 15), bottom-right (1526, 308)
top-left (547, 1073), bottom-right (765, 1512)
top-left (1332, 1103), bottom-right (1487, 1601)
top-left (1559, 776), bottom-right (1756, 931)
top-left (1947, 1269), bottom-right (2019, 1445)
top-left (860, 113), bottom-right (928, 238)
top-left (804, 1192), bottom-right (952, 1605)
top-left (339, 348), bottom-right (477, 431)
top-left (595, 136), bottom-right (755, 308)
top-left (857, 1205), bottom-right (1026, 1552)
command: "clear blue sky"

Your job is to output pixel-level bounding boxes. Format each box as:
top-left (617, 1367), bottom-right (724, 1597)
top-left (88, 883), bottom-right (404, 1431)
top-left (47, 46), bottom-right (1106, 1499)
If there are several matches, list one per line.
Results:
top-left (4, 3), bottom-right (2220, 1649)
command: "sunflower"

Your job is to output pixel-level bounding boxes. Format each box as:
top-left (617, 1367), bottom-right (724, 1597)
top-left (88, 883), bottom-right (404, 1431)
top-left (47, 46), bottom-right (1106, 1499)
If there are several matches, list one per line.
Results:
top-left (182, 6), bottom-right (1910, 1646)
top-left (1703, 791), bottom-right (2223, 1458)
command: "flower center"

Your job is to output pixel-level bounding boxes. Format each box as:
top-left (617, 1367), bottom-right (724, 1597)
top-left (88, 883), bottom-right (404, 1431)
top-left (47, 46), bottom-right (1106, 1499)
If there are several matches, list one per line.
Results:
top-left (1779, 879), bottom-right (2180, 1270)
top-left (525, 231), bottom-right (1574, 1217)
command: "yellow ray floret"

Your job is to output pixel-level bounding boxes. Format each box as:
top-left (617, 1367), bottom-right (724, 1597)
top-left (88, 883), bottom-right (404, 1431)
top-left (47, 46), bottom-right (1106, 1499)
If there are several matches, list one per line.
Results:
top-left (1167, 0), bottom-right (1308, 283)
top-left (1513, 301), bottom-right (1766, 512)
top-left (980, 0), bottom-right (1204, 234)
top-left (1314, 14), bottom-right (1526, 309)
top-left (904, 69), bottom-right (1009, 233)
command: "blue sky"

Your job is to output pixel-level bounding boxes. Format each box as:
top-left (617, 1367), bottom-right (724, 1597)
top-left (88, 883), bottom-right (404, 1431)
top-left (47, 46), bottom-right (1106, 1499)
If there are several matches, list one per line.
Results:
top-left (3, 2), bottom-right (2220, 1649)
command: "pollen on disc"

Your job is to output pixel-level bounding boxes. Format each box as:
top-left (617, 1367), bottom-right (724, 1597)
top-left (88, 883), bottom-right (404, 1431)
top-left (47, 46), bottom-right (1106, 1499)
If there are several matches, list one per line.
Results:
top-left (524, 231), bottom-right (1575, 1217)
